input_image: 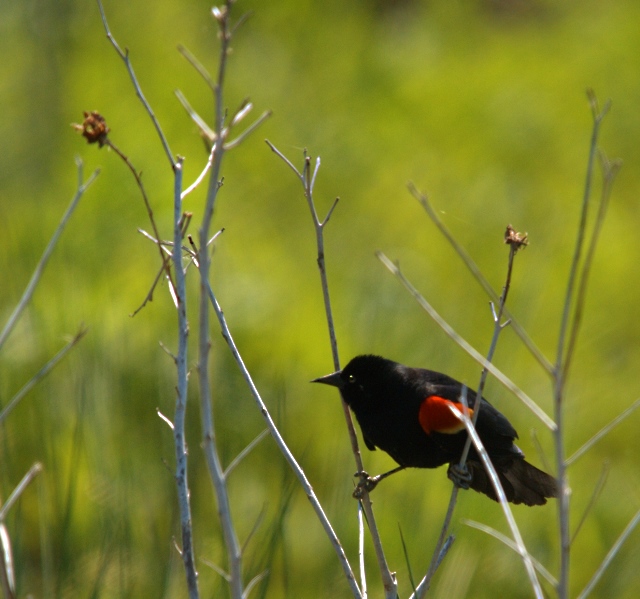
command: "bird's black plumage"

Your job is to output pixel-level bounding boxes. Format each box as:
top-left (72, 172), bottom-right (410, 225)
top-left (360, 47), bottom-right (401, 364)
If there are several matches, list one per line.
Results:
top-left (314, 355), bottom-right (557, 506)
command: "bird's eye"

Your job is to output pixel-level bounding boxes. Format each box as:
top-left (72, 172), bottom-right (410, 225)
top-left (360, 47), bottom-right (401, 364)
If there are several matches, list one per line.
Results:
top-left (346, 374), bottom-right (357, 384)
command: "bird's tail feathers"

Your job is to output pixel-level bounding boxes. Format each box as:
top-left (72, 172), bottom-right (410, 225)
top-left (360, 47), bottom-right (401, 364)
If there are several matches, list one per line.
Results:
top-left (467, 458), bottom-right (557, 506)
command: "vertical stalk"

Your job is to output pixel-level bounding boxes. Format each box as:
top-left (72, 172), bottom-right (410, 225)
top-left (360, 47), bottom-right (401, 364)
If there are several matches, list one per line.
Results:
top-left (172, 158), bottom-right (199, 598)
top-left (553, 93), bottom-right (608, 599)
top-left (195, 3), bottom-right (243, 597)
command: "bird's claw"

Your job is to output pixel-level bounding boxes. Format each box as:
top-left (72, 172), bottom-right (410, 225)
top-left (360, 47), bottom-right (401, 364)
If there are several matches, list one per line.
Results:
top-left (353, 470), bottom-right (379, 499)
top-left (447, 463), bottom-right (472, 490)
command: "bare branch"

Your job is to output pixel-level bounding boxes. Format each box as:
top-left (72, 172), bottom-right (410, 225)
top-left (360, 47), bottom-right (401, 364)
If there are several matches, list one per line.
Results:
top-left (461, 520), bottom-right (557, 587)
top-left (553, 91), bottom-right (615, 598)
top-left (224, 110), bottom-right (272, 150)
top-left (418, 232), bottom-right (525, 597)
top-left (566, 397), bottom-right (640, 466)
top-left (571, 463), bottom-right (608, 544)
top-left (175, 89), bottom-right (217, 143)
top-left (0, 327), bottom-right (88, 425)
top-left (0, 159), bottom-right (97, 352)
top-left (96, 0), bottom-right (175, 168)
top-left (561, 152), bottom-right (621, 380)
top-left (177, 44), bottom-right (215, 90)
top-left (182, 142), bottom-right (217, 200)
top-left (104, 138), bottom-right (177, 302)
top-left (205, 279), bottom-right (362, 598)
top-left (268, 143), bottom-right (395, 597)
top-left (170, 157), bottom-right (199, 599)
top-left (265, 139), bottom-right (304, 180)
top-left (224, 430), bottom-right (269, 478)
top-left (577, 508), bottom-right (640, 599)
top-left (0, 463), bottom-right (43, 522)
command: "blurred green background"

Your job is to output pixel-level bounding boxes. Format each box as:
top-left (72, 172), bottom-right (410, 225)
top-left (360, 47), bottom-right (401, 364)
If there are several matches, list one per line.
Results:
top-left (1, 0), bottom-right (640, 597)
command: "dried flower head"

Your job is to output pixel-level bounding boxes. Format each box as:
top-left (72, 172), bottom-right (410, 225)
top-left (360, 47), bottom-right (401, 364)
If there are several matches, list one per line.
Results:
top-left (72, 111), bottom-right (110, 147)
top-left (504, 224), bottom-right (528, 251)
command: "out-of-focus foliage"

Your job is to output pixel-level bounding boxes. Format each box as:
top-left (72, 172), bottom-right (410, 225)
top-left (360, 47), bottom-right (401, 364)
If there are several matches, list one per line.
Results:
top-left (1, 0), bottom-right (640, 597)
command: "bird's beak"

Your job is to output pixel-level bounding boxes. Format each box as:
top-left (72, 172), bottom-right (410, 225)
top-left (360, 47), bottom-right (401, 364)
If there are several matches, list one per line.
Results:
top-left (311, 371), bottom-right (344, 388)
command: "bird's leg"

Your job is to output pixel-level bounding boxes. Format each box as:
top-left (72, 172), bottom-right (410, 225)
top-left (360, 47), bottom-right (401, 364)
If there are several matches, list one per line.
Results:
top-left (353, 466), bottom-right (406, 499)
top-left (447, 463), bottom-right (473, 490)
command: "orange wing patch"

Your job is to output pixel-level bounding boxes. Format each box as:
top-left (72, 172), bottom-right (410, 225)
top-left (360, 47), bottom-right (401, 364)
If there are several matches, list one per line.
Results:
top-left (418, 395), bottom-right (473, 435)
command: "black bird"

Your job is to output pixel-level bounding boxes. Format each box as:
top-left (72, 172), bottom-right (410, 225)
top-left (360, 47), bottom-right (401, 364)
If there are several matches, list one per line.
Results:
top-left (313, 354), bottom-right (557, 506)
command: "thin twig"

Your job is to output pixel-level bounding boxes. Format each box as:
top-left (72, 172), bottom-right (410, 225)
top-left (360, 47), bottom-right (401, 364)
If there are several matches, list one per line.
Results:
top-left (459, 231), bottom-right (523, 469)
top-left (565, 397), bottom-right (640, 466)
top-left (105, 139), bottom-right (177, 304)
top-left (182, 142), bottom-right (217, 200)
top-left (96, 0), bottom-right (175, 168)
top-left (413, 489), bottom-right (458, 597)
top-left (133, 215), bottom-right (196, 316)
top-left (461, 519), bottom-right (557, 587)
top-left (267, 141), bottom-right (394, 597)
top-left (177, 44), bottom-right (215, 90)
top-left (570, 463), bottom-right (608, 545)
top-left (175, 89), bottom-right (216, 143)
top-left (553, 91), bottom-right (613, 599)
top-left (224, 430), bottom-right (269, 478)
top-left (156, 408), bottom-right (175, 430)
top-left (0, 328), bottom-right (88, 425)
top-left (194, 4), bottom-right (269, 597)
top-left (358, 504), bottom-right (367, 599)
top-left (224, 110), bottom-right (272, 150)
top-left (0, 463), bottom-right (43, 522)
top-left (200, 557), bottom-right (230, 581)
top-left (576, 508), bottom-right (640, 599)
top-left (0, 522), bottom-right (15, 599)
top-left (205, 279), bottom-right (362, 598)
top-left (561, 151), bottom-right (621, 381)
top-left (0, 463), bottom-right (43, 599)
top-left (0, 159), bottom-right (97, 352)
top-left (555, 91), bottom-right (611, 379)
top-left (243, 570), bottom-right (269, 599)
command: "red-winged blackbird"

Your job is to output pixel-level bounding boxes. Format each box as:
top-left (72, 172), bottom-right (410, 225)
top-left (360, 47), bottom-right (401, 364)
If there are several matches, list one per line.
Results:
top-left (313, 354), bottom-right (557, 506)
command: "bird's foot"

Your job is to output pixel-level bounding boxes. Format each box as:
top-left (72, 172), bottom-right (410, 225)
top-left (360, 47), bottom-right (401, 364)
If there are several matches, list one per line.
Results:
top-left (447, 463), bottom-right (472, 490)
top-left (353, 470), bottom-right (380, 499)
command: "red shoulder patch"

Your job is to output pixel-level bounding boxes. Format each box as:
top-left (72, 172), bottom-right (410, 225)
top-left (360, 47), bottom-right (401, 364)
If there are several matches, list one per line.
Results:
top-left (418, 395), bottom-right (473, 435)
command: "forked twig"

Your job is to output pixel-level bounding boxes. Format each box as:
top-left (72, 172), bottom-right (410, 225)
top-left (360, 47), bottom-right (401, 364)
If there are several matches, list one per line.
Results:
top-left (267, 140), bottom-right (394, 598)
top-left (554, 91), bottom-right (617, 599)
top-left (103, 139), bottom-right (177, 308)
